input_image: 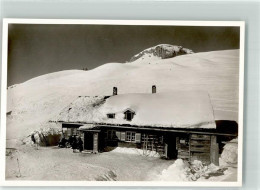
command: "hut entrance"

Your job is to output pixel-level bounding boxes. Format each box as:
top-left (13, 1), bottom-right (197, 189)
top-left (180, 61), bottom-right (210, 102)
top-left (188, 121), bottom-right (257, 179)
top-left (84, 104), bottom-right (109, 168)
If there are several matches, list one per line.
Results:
top-left (168, 136), bottom-right (177, 159)
top-left (84, 132), bottom-right (93, 150)
top-left (82, 131), bottom-right (99, 153)
top-left (165, 134), bottom-right (177, 159)
top-left (78, 125), bottom-right (100, 153)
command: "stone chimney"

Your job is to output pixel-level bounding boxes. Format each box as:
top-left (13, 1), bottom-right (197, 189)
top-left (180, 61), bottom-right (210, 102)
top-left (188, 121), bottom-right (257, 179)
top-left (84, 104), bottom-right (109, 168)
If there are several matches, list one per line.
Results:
top-left (152, 85), bottom-right (156, 94)
top-left (113, 87), bottom-right (117, 95)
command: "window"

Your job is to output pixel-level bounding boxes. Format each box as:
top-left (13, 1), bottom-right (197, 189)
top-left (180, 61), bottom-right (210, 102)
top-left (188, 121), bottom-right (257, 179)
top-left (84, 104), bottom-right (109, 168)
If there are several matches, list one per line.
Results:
top-left (126, 131), bottom-right (135, 142)
top-left (62, 128), bottom-right (79, 138)
top-left (124, 109), bottom-right (135, 121)
top-left (107, 113), bottom-right (115, 119)
top-left (179, 137), bottom-right (189, 146)
top-left (126, 112), bottom-right (132, 121)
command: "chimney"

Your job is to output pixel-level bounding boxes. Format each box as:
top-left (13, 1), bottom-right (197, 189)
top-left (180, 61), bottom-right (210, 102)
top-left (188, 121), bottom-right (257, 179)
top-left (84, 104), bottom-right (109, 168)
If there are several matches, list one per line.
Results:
top-left (113, 87), bottom-right (117, 95)
top-left (152, 85), bottom-right (156, 94)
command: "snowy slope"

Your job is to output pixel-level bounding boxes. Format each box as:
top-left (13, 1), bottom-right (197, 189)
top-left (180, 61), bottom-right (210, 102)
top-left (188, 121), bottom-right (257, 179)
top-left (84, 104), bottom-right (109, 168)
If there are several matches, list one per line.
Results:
top-left (6, 49), bottom-right (239, 142)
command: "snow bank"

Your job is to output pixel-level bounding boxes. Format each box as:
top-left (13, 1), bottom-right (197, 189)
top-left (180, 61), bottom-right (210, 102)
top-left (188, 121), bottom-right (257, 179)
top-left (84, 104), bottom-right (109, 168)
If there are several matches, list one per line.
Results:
top-left (158, 159), bottom-right (190, 181)
top-left (156, 138), bottom-right (239, 182)
top-left (157, 159), bottom-right (223, 181)
top-left (220, 138), bottom-right (238, 166)
top-left (111, 147), bottom-right (160, 157)
top-left (22, 127), bottom-right (61, 146)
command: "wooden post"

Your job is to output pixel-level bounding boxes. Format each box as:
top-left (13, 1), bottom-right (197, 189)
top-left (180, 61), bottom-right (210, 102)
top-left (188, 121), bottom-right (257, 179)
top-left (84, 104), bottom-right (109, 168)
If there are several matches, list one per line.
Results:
top-left (152, 138), bottom-right (154, 151)
top-left (145, 134), bottom-right (148, 154)
top-left (210, 135), bottom-right (219, 166)
top-left (189, 134), bottom-right (191, 162)
top-left (82, 132), bottom-right (85, 150)
top-left (164, 143), bottom-right (168, 158)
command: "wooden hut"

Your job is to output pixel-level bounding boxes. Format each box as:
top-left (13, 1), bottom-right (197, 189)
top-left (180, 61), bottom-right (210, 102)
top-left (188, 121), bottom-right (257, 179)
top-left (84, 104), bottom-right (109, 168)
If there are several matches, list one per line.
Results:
top-left (51, 87), bottom-right (237, 165)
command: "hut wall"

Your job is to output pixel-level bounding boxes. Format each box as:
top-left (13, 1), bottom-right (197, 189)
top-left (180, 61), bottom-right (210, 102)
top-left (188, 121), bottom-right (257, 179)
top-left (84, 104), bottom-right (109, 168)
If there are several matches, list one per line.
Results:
top-left (190, 134), bottom-right (211, 164)
top-left (141, 133), bottom-right (165, 156)
top-left (61, 123), bottom-right (82, 137)
top-left (176, 133), bottom-right (218, 165)
top-left (176, 135), bottom-right (190, 160)
top-left (103, 129), bottom-right (166, 156)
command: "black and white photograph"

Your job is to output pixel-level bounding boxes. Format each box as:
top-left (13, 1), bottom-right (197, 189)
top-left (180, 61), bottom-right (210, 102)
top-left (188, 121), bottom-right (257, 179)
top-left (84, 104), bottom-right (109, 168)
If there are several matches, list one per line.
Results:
top-left (1, 19), bottom-right (244, 186)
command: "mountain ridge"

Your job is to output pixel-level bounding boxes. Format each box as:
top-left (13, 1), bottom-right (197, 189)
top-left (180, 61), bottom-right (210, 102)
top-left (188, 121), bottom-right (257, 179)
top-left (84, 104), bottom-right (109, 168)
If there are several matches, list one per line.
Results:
top-left (129, 44), bottom-right (194, 62)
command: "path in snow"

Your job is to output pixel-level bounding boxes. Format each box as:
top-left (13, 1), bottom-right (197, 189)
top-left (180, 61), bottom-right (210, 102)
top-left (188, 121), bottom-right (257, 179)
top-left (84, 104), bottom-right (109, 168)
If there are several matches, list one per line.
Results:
top-left (6, 146), bottom-right (173, 181)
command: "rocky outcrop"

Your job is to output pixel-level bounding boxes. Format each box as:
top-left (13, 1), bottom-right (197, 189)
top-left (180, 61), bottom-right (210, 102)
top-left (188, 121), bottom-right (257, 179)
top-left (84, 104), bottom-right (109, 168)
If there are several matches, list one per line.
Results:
top-left (129, 44), bottom-right (194, 62)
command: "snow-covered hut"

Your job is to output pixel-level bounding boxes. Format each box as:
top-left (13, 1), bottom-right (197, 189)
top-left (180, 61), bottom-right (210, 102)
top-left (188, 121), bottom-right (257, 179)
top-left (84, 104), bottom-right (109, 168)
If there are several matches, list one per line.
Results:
top-left (51, 86), bottom-right (237, 165)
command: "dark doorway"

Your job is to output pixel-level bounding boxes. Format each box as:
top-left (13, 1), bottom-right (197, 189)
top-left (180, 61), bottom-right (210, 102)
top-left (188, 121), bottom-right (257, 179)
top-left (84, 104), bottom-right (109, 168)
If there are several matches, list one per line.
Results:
top-left (166, 134), bottom-right (177, 159)
top-left (84, 132), bottom-right (93, 150)
top-left (215, 120), bottom-right (238, 154)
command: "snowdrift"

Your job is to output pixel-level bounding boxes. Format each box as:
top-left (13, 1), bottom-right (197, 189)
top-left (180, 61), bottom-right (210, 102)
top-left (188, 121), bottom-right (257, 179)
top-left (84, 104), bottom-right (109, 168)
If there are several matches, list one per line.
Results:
top-left (220, 138), bottom-right (238, 165)
top-left (156, 159), bottom-right (223, 181)
top-left (23, 127), bottom-right (61, 146)
top-left (156, 138), bottom-right (238, 181)
top-left (111, 147), bottom-right (160, 158)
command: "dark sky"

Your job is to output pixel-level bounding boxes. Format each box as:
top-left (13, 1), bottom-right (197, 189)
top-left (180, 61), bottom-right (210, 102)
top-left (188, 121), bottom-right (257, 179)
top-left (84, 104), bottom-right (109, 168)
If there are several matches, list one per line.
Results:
top-left (8, 24), bottom-right (240, 86)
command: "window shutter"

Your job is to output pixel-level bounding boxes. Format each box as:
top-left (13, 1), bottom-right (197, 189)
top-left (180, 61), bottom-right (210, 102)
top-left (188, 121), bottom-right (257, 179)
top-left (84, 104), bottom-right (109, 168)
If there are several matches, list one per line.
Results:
top-left (67, 129), bottom-right (72, 136)
top-left (135, 133), bottom-right (141, 143)
top-left (80, 131), bottom-right (84, 139)
top-left (121, 132), bottom-right (126, 141)
top-left (116, 131), bottom-right (121, 140)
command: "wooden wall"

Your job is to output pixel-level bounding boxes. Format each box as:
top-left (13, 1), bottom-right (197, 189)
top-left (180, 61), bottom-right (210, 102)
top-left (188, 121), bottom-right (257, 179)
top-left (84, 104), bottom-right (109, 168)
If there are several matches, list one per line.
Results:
top-left (190, 134), bottom-right (211, 164)
top-left (141, 133), bottom-right (165, 156)
top-left (176, 134), bottom-right (219, 165)
top-left (103, 129), bottom-right (166, 156)
top-left (101, 128), bottom-right (220, 165)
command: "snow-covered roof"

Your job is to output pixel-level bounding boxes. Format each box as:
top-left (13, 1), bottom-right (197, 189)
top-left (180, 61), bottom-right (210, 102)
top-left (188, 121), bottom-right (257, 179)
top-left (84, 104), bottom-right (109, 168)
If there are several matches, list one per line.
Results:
top-left (52, 91), bottom-right (216, 129)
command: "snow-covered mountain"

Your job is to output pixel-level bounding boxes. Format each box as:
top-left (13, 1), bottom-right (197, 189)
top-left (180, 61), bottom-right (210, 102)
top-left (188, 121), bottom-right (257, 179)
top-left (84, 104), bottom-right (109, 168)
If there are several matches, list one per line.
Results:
top-left (129, 44), bottom-right (194, 63)
top-left (6, 49), bottom-right (239, 142)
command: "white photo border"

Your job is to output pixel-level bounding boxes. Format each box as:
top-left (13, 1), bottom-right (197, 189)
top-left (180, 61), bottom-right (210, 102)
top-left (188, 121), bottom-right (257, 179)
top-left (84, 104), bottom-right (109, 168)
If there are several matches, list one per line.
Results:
top-left (0, 19), bottom-right (245, 187)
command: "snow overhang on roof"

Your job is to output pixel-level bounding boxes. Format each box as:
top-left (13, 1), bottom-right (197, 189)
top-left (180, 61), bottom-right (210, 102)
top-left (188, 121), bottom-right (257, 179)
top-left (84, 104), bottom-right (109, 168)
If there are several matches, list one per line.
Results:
top-left (79, 124), bottom-right (96, 130)
top-left (123, 108), bottom-right (135, 114)
top-left (52, 91), bottom-right (216, 129)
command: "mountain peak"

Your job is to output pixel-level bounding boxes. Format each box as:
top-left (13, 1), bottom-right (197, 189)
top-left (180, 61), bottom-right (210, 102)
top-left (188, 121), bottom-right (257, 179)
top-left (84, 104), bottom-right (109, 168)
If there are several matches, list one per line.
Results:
top-left (129, 44), bottom-right (194, 62)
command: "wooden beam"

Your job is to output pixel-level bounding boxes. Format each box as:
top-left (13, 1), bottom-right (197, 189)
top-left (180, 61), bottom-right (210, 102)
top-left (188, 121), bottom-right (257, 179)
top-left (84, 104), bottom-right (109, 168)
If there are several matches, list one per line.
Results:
top-left (82, 132), bottom-right (85, 150)
top-left (164, 143), bottom-right (168, 158)
top-left (58, 122), bottom-right (237, 136)
top-left (98, 125), bottom-right (237, 137)
top-left (210, 135), bottom-right (219, 166)
top-left (190, 140), bottom-right (211, 145)
top-left (78, 129), bottom-right (101, 132)
top-left (190, 146), bottom-right (210, 152)
top-left (93, 133), bottom-right (99, 153)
